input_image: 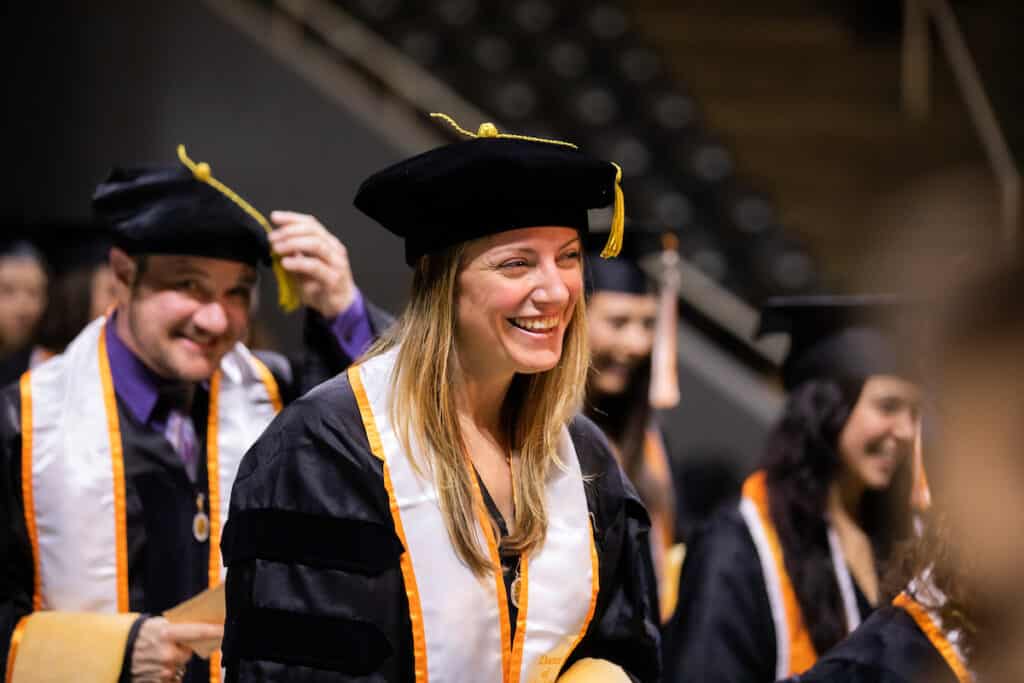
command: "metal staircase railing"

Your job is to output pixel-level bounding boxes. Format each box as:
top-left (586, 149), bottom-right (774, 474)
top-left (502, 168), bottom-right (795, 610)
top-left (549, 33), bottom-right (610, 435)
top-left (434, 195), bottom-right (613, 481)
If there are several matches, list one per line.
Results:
top-left (902, 0), bottom-right (1021, 252)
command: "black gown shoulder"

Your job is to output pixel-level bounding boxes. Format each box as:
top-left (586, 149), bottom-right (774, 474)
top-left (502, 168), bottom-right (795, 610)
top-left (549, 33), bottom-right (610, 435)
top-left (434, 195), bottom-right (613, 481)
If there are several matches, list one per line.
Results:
top-left (222, 375), bottom-right (661, 682)
top-left (664, 502), bottom-right (777, 683)
top-left (784, 606), bottom-right (959, 683)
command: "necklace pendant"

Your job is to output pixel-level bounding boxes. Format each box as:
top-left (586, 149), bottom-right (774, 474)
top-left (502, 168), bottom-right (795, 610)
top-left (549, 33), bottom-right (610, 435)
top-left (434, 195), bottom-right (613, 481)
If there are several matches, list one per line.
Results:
top-left (510, 575), bottom-right (522, 609)
top-left (193, 511), bottom-right (210, 542)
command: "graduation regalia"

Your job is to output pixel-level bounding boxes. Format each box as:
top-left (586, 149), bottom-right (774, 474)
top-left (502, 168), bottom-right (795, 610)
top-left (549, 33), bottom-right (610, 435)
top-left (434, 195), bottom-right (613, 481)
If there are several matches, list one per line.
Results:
top-left (667, 295), bottom-right (920, 682)
top-left (220, 356), bottom-right (661, 682)
top-left (221, 115), bottom-right (659, 681)
top-left (783, 594), bottom-right (970, 683)
top-left (1, 147), bottom-right (390, 682)
top-left (666, 480), bottom-right (874, 682)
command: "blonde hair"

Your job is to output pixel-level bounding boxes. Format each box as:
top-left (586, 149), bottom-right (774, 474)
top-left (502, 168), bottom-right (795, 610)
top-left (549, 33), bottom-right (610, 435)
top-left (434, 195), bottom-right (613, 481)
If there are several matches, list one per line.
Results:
top-left (363, 241), bottom-right (590, 575)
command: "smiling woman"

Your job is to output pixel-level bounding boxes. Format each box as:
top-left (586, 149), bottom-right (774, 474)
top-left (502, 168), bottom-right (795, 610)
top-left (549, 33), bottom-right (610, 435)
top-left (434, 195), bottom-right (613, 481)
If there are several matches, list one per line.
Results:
top-left (667, 296), bottom-right (922, 683)
top-left (221, 118), bottom-right (661, 683)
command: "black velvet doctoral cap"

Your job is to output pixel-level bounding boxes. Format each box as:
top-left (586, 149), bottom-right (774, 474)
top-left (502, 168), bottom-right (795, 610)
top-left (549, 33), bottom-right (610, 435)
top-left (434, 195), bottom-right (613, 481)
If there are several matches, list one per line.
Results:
top-left (354, 116), bottom-right (623, 266)
top-left (92, 152), bottom-right (271, 267)
top-left (585, 225), bottom-right (669, 296)
top-left (757, 295), bottom-right (911, 391)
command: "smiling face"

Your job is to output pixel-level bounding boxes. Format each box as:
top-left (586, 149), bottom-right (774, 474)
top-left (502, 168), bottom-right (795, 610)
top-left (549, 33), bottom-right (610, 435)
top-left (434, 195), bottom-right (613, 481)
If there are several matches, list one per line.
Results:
top-left (587, 290), bottom-right (658, 396)
top-left (836, 375), bottom-right (921, 491)
top-left (111, 249), bottom-right (256, 382)
top-left (455, 227), bottom-right (584, 380)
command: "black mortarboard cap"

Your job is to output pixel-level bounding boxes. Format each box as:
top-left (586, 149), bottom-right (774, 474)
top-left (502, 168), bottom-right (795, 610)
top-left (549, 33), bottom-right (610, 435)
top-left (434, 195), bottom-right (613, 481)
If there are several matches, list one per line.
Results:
top-left (93, 165), bottom-right (268, 266)
top-left (92, 146), bottom-right (299, 311)
top-left (757, 295), bottom-right (912, 390)
top-left (354, 114), bottom-right (625, 266)
top-left (584, 224), bottom-right (670, 295)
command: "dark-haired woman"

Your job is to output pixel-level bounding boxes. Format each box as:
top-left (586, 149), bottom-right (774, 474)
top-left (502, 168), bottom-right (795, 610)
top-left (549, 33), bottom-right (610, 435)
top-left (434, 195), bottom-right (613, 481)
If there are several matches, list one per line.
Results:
top-left (667, 296), bottom-right (920, 682)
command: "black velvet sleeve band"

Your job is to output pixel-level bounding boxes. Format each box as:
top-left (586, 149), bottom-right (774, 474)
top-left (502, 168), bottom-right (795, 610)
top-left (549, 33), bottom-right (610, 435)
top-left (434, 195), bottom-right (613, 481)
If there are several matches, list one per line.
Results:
top-left (221, 509), bottom-right (404, 576)
top-left (233, 607), bottom-right (393, 675)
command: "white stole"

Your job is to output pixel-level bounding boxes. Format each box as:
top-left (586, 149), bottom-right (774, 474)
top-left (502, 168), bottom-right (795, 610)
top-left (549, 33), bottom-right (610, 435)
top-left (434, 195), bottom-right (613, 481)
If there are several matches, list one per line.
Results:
top-left (350, 349), bottom-right (598, 683)
top-left (22, 315), bottom-right (280, 614)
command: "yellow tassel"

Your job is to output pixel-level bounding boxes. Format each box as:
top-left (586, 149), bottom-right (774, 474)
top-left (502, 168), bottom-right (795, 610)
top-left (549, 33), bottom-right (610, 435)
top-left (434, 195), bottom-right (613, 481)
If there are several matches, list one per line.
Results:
top-left (176, 145), bottom-right (300, 312)
top-left (600, 162), bottom-right (624, 259)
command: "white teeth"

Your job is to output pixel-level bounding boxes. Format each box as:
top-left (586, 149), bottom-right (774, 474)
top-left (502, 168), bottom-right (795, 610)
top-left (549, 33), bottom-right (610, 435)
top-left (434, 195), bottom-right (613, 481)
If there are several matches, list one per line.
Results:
top-left (513, 316), bottom-right (559, 331)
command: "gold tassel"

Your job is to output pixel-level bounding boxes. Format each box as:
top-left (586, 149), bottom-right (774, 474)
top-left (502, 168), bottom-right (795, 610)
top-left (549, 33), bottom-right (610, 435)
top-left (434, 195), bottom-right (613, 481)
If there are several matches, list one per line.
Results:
top-left (429, 112), bottom-right (579, 149)
top-left (176, 145), bottom-right (300, 312)
top-left (600, 162), bottom-right (624, 259)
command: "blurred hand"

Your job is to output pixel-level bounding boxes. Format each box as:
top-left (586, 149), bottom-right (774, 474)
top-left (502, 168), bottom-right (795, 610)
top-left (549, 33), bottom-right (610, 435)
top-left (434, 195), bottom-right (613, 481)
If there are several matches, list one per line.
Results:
top-left (130, 617), bottom-right (223, 682)
top-left (269, 211), bottom-right (357, 319)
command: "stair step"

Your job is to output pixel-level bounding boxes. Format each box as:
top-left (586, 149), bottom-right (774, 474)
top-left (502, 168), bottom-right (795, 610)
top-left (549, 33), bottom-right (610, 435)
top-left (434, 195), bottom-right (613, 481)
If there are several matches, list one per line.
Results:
top-left (635, 11), bottom-right (850, 50)
top-left (700, 94), bottom-right (971, 136)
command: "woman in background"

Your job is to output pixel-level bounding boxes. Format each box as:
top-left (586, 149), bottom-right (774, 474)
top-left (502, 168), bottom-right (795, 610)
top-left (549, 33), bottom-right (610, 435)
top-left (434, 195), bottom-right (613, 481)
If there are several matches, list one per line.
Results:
top-left (669, 296), bottom-right (920, 682)
top-left (0, 238), bottom-right (48, 385)
top-left (583, 227), bottom-right (682, 622)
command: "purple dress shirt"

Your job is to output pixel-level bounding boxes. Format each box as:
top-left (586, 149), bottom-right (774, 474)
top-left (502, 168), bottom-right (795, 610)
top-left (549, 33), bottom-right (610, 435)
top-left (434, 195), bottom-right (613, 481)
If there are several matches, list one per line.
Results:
top-left (327, 288), bottom-right (374, 362)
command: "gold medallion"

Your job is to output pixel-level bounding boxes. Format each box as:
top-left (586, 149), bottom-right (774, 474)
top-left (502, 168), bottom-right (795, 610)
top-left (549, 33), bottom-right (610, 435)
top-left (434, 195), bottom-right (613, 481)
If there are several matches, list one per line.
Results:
top-left (193, 493), bottom-right (210, 542)
top-left (193, 511), bottom-right (210, 542)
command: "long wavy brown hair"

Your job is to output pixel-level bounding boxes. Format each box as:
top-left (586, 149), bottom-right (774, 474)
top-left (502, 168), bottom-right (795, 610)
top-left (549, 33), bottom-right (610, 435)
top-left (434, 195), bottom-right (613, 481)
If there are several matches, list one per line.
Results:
top-left (363, 240), bottom-right (590, 575)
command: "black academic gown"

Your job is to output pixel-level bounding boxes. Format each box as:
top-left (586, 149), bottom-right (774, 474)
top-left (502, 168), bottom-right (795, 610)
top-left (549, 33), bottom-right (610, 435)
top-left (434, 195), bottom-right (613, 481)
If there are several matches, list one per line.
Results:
top-left (665, 505), bottom-right (874, 683)
top-left (220, 373), bottom-right (663, 682)
top-left (0, 307), bottom-right (392, 683)
top-left (782, 606), bottom-right (959, 683)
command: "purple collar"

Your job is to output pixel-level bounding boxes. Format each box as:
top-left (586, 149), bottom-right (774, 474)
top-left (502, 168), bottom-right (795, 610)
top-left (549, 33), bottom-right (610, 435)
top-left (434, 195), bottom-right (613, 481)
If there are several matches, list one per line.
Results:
top-left (104, 313), bottom-right (166, 427)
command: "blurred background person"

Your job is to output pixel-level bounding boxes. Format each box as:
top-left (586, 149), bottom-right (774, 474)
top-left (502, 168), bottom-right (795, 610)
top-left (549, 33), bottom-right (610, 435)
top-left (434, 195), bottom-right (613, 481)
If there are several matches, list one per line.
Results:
top-left (782, 516), bottom-right (977, 683)
top-left (0, 238), bottom-right (48, 386)
top-left (668, 296), bottom-right (921, 682)
top-left (584, 225), bottom-right (684, 623)
top-left (32, 220), bottom-right (119, 362)
top-left (926, 263), bottom-right (1024, 683)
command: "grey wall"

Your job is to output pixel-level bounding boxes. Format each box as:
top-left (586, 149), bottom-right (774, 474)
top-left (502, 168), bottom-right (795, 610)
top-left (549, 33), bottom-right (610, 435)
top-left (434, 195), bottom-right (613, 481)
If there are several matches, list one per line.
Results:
top-left (3, 1), bottom-right (413, 349)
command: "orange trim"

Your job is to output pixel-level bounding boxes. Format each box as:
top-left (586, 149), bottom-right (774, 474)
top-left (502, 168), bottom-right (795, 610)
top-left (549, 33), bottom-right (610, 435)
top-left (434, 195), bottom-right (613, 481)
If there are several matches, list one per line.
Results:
top-left (463, 454), bottom-right (513, 683)
top-left (742, 471), bottom-right (817, 675)
top-left (98, 327), bottom-right (130, 613)
top-left (18, 374), bottom-right (41, 611)
top-left (893, 593), bottom-right (972, 683)
top-left (209, 650), bottom-right (222, 683)
top-left (250, 356), bottom-right (283, 414)
top-left (508, 554), bottom-right (529, 683)
top-left (553, 520), bottom-right (602, 679)
top-left (4, 615), bottom-right (29, 683)
top-left (643, 429), bottom-right (676, 551)
top-left (348, 367), bottom-right (428, 683)
top-left (206, 371), bottom-right (223, 593)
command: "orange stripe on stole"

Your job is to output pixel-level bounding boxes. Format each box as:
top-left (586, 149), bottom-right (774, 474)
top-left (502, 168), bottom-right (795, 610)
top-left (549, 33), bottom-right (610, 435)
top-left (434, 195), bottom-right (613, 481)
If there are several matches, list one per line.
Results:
top-left (463, 453), bottom-right (514, 683)
top-left (893, 593), bottom-right (972, 683)
top-left (205, 371), bottom-right (224, 683)
top-left (4, 615), bottom-right (30, 683)
top-left (742, 471), bottom-right (817, 675)
top-left (250, 356), bottom-right (283, 414)
top-left (98, 327), bottom-right (130, 613)
top-left (18, 374), bottom-right (41, 611)
top-left (348, 367), bottom-right (428, 683)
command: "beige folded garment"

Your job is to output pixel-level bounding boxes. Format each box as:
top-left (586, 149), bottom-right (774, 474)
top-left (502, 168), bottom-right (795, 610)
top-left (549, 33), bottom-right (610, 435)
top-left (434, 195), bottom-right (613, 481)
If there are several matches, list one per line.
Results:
top-left (8, 611), bottom-right (138, 683)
